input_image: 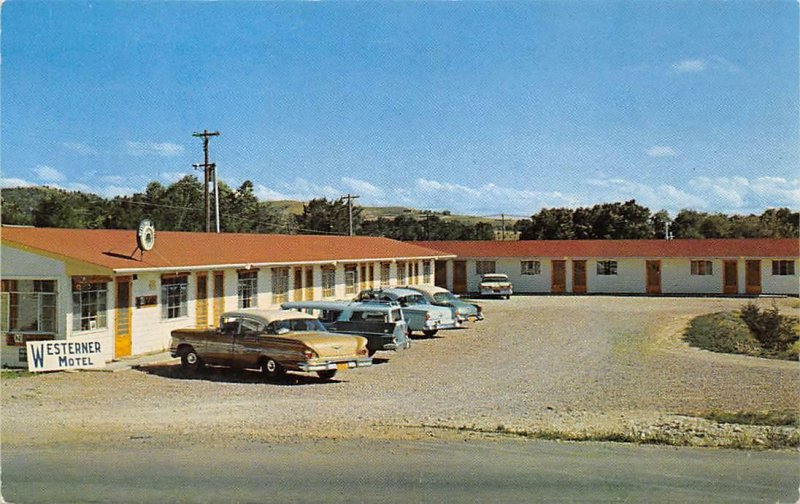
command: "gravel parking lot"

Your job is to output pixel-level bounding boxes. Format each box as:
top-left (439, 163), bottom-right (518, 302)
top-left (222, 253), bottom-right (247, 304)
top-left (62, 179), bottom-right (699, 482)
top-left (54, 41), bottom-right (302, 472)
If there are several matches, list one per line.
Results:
top-left (3, 296), bottom-right (798, 449)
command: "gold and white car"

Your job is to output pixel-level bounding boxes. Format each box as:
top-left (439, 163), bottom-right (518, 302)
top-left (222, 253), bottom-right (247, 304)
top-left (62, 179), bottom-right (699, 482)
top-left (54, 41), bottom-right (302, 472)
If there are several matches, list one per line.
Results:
top-left (170, 310), bottom-right (371, 380)
top-left (479, 273), bottom-right (513, 299)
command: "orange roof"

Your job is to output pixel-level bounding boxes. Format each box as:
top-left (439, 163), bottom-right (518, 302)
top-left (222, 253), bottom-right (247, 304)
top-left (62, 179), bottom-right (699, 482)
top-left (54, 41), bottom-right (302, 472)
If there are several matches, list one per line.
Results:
top-left (412, 239), bottom-right (800, 259)
top-left (1, 226), bottom-right (454, 273)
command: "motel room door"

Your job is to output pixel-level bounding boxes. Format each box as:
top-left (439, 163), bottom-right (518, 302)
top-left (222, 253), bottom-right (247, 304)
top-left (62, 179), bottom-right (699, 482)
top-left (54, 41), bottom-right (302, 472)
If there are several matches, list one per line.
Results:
top-left (452, 260), bottom-right (468, 294)
top-left (293, 268), bottom-right (304, 301)
top-left (115, 277), bottom-right (132, 358)
top-left (196, 273), bottom-right (209, 327)
top-left (551, 260), bottom-right (566, 293)
top-left (745, 260), bottom-right (762, 294)
top-left (723, 261), bottom-right (738, 294)
top-left (434, 260), bottom-right (448, 289)
top-left (646, 261), bottom-right (662, 294)
top-left (212, 272), bottom-right (225, 325)
top-left (572, 260), bottom-right (587, 294)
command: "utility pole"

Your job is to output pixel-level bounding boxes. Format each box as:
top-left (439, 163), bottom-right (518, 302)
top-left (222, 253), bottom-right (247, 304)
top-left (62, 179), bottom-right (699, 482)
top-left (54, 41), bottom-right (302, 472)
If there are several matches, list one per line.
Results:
top-left (192, 129), bottom-right (220, 233)
top-left (501, 213), bottom-right (506, 240)
top-left (341, 194), bottom-right (360, 236)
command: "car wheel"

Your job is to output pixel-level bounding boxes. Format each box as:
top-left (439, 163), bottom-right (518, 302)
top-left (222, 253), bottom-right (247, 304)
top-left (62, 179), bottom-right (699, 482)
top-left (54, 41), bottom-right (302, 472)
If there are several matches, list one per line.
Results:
top-left (368, 348), bottom-right (376, 357)
top-left (261, 357), bottom-right (285, 380)
top-left (180, 348), bottom-right (204, 371)
top-left (317, 369), bottom-right (337, 381)
top-left (423, 329), bottom-right (438, 337)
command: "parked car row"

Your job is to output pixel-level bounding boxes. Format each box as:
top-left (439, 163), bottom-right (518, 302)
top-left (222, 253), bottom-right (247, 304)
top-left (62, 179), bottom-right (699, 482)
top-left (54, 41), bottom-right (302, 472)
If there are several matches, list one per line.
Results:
top-left (169, 286), bottom-right (484, 382)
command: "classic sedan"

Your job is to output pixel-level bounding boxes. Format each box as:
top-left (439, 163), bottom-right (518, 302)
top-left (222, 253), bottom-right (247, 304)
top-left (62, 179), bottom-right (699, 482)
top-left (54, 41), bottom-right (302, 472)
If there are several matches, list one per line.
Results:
top-left (169, 310), bottom-right (371, 380)
top-left (403, 285), bottom-right (483, 323)
top-left (355, 287), bottom-right (458, 337)
top-left (479, 273), bottom-right (513, 299)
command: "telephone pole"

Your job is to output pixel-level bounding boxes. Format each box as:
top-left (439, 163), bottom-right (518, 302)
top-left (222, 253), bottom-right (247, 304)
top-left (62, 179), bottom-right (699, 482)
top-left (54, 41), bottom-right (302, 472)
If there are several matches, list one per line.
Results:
top-left (501, 213), bottom-right (506, 240)
top-left (341, 194), bottom-right (360, 236)
top-left (192, 129), bottom-right (220, 233)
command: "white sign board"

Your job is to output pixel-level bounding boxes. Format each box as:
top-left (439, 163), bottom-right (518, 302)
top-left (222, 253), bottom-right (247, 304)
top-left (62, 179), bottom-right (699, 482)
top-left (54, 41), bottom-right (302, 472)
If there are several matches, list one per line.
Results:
top-left (26, 339), bottom-right (106, 372)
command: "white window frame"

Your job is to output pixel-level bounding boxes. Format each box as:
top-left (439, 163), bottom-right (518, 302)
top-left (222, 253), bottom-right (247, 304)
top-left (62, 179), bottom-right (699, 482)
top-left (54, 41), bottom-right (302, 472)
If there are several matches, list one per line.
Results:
top-left (476, 261), bottom-right (496, 275)
top-left (271, 268), bottom-right (288, 305)
top-left (238, 271), bottom-right (259, 308)
top-left (521, 260), bottom-right (541, 275)
top-left (1, 280), bottom-right (57, 334)
top-left (321, 266), bottom-right (336, 298)
top-left (423, 261), bottom-right (432, 284)
top-left (344, 265), bottom-right (358, 295)
top-left (396, 262), bottom-right (407, 285)
top-left (72, 282), bottom-right (108, 331)
top-left (161, 276), bottom-right (189, 319)
top-left (380, 263), bottom-right (391, 287)
top-left (596, 261), bottom-right (618, 276)
top-left (690, 260), bottom-right (713, 276)
top-left (772, 260), bottom-right (795, 276)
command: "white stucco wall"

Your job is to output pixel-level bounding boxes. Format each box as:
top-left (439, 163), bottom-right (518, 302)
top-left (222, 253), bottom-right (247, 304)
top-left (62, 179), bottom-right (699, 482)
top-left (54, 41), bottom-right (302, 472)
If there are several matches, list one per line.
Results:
top-left (762, 259), bottom-right (800, 295)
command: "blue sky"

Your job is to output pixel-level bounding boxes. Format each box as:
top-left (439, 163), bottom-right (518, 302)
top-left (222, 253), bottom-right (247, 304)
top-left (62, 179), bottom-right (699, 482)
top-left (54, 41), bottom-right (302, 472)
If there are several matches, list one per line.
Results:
top-left (2, 1), bottom-right (798, 216)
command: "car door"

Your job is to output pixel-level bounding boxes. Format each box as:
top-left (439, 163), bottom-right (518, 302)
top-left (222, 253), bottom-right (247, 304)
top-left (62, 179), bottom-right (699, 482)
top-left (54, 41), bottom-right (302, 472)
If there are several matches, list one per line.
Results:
top-left (206, 316), bottom-right (238, 365)
top-left (233, 317), bottom-right (267, 369)
top-left (397, 296), bottom-right (424, 331)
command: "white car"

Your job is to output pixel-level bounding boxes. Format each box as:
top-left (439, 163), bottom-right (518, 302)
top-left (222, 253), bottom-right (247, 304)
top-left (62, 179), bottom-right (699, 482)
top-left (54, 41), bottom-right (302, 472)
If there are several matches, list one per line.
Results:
top-left (479, 273), bottom-right (513, 299)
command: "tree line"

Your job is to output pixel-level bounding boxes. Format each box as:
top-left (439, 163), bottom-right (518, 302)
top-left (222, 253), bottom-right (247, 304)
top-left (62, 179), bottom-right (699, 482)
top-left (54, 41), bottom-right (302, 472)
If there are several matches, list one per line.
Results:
top-left (514, 200), bottom-right (798, 240)
top-left (1, 180), bottom-right (796, 240)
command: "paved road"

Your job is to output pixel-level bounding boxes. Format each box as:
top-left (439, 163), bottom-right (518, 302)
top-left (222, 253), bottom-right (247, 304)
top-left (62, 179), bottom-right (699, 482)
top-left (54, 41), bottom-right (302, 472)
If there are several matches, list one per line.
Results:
top-left (3, 439), bottom-right (798, 503)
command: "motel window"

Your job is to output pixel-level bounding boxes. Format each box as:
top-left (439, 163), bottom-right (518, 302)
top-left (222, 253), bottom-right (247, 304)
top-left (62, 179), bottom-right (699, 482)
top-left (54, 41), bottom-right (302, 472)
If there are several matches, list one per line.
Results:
top-left (772, 260), bottom-right (795, 276)
top-left (423, 261), bottom-right (432, 284)
top-left (476, 261), bottom-right (496, 275)
top-left (238, 270), bottom-right (259, 308)
top-left (1, 280), bottom-right (57, 333)
top-left (690, 261), bottom-right (713, 276)
top-left (72, 281), bottom-right (108, 331)
top-left (396, 262), bottom-right (407, 285)
top-left (161, 275), bottom-right (188, 319)
top-left (596, 261), bottom-right (618, 276)
top-left (380, 263), bottom-right (391, 286)
top-left (321, 266), bottom-right (336, 298)
top-left (521, 261), bottom-right (541, 275)
top-left (271, 268), bottom-right (288, 305)
top-left (344, 265), bottom-right (358, 295)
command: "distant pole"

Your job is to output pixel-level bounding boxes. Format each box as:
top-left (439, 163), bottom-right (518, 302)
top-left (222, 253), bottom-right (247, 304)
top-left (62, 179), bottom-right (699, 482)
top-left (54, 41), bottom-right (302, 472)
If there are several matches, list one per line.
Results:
top-left (342, 194), bottom-right (360, 236)
top-left (501, 213), bottom-right (506, 240)
top-left (192, 129), bottom-right (220, 232)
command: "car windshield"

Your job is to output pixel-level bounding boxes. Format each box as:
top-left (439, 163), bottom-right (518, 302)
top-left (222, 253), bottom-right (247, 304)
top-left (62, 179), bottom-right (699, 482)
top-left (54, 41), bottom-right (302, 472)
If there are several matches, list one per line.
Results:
top-left (268, 318), bottom-right (327, 333)
top-left (401, 294), bottom-right (427, 305)
top-left (433, 292), bottom-right (459, 303)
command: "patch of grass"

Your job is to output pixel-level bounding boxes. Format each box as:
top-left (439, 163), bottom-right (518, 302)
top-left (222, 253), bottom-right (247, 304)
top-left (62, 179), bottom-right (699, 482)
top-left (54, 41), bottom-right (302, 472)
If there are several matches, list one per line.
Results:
top-left (696, 410), bottom-right (799, 428)
top-left (683, 312), bottom-right (761, 356)
top-left (1, 369), bottom-right (35, 380)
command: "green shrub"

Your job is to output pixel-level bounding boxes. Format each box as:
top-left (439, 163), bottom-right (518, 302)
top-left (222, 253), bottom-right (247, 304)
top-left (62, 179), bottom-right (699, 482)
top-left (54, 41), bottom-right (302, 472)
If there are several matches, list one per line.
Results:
top-left (739, 302), bottom-right (799, 351)
top-left (684, 312), bottom-right (761, 355)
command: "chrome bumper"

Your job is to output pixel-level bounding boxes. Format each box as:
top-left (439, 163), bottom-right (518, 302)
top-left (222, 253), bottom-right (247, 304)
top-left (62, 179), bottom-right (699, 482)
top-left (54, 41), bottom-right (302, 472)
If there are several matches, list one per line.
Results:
top-left (298, 358), bottom-right (372, 372)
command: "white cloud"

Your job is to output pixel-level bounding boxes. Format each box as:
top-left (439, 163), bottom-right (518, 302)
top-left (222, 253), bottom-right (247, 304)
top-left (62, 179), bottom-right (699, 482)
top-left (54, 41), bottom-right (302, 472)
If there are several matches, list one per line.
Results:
top-left (253, 184), bottom-right (290, 201)
top-left (672, 59), bottom-right (706, 73)
top-left (0, 177), bottom-right (34, 188)
top-left (585, 177), bottom-right (705, 210)
top-left (253, 178), bottom-right (340, 202)
top-left (33, 165), bottom-right (65, 182)
top-left (62, 142), bottom-right (98, 155)
top-left (341, 177), bottom-right (384, 198)
top-left (646, 146), bottom-right (678, 157)
top-left (689, 176), bottom-right (800, 211)
top-left (160, 172), bottom-right (191, 183)
top-left (411, 178), bottom-right (579, 214)
top-left (126, 141), bottom-right (185, 157)
top-left (100, 175), bottom-right (127, 184)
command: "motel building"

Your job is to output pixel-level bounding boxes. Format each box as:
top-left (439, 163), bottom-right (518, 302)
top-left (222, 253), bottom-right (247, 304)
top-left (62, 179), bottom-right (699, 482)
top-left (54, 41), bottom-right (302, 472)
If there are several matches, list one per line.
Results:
top-left (0, 226), bottom-right (453, 368)
top-left (414, 239), bottom-right (799, 297)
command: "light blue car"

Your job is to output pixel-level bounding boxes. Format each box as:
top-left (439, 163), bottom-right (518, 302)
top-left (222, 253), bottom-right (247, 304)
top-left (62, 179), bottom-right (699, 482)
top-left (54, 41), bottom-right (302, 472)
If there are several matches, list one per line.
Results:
top-left (282, 300), bottom-right (410, 356)
top-left (355, 288), bottom-right (459, 337)
top-left (403, 285), bottom-right (484, 323)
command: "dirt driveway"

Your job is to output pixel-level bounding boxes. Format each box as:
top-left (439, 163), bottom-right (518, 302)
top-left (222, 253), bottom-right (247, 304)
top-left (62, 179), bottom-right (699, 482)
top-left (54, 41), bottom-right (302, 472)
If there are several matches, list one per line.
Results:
top-left (3, 296), bottom-right (798, 449)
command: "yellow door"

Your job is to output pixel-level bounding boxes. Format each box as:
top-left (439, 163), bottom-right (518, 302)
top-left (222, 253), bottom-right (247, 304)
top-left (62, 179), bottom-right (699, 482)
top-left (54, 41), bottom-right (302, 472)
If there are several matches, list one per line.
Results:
top-left (213, 272), bottom-right (224, 326)
top-left (115, 277), bottom-right (132, 358)
top-left (196, 273), bottom-right (209, 327)
top-left (304, 267), bottom-right (314, 300)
